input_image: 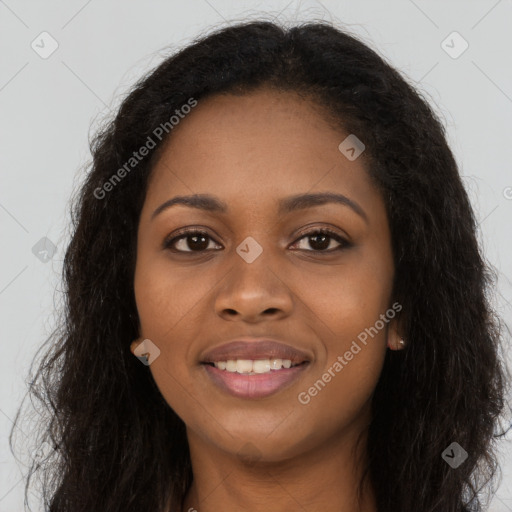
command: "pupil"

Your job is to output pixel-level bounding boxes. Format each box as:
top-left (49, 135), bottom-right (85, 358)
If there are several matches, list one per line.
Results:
top-left (310, 234), bottom-right (329, 250)
top-left (188, 235), bottom-right (208, 251)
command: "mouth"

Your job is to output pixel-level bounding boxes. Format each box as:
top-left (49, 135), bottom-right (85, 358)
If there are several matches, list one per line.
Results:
top-left (199, 339), bottom-right (312, 399)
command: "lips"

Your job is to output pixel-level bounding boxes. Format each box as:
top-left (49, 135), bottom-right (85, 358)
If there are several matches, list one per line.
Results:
top-left (203, 363), bottom-right (309, 399)
top-left (199, 338), bottom-right (312, 399)
top-left (200, 339), bottom-right (311, 366)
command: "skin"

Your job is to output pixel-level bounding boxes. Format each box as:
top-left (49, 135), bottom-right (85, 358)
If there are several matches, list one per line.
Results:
top-left (131, 88), bottom-right (404, 512)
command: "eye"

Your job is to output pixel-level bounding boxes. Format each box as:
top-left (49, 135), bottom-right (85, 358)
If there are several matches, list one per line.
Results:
top-left (163, 227), bottom-right (350, 254)
top-left (290, 228), bottom-right (350, 253)
top-left (163, 229), bottom-right (222, 253)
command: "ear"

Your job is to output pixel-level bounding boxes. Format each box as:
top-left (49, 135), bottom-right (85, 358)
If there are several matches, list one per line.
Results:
top-left (386, 319), bottom-right (406, 351)
top-left (130, 337), bottom-right (144, 355)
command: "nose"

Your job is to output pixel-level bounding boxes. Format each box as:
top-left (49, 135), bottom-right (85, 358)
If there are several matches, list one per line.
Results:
top-left (214, 252), bottom-right (294, 323)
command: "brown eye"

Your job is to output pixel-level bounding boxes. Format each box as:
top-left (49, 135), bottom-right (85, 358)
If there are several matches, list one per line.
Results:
top-left (163, 227), bottom-right (350, 255)
top-left (291, 229), bottom-right (350, 252)
top-left (164, 230), bottom-right (221, 253)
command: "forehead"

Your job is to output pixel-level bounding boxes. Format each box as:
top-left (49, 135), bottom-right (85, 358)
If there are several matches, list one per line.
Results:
top-left (144, 88), bottom-right (379, 217)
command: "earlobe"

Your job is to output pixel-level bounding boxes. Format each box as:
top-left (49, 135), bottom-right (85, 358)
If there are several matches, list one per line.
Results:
top-left (386, 320), bottom-right (406, 350)
top-left (387, 336), bottom-right (406, 350)
top-left (130, 338), bottom-right (143, 354)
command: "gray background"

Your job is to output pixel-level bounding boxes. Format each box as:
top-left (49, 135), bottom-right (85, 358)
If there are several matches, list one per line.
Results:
top-left (1, 0), bottom-right (511, 510)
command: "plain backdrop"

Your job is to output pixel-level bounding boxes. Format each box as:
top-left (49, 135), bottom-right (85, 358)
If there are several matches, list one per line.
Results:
top-left (1, 1), bottom-right (511, 510)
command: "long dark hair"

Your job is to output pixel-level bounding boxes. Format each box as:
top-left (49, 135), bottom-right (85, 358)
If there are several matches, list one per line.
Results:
top-left (10, 19), bottom-right (510, 512)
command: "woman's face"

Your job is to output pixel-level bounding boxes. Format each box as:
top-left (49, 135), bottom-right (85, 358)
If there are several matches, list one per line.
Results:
top-left (132, 88), bottom-right (398, 462)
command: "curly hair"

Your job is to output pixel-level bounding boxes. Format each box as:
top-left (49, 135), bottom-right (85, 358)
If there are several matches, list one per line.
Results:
top-left (10, 19), bottom-right (510, 512)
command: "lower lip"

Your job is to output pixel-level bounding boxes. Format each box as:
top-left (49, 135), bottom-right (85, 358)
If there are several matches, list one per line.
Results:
top-left (202, 363), bottom-right (309, 399)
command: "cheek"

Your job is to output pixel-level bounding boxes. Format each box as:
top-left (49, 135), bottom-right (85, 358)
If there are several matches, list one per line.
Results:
top-left (133, 252), bottom-right (221, 423)
top-left (134, 250), bottom-right (213, 337)
top-left (292, 269), bottom-right (389, 447)
top-left (292, 249), bottom-right (391, 417)
top-left (295, 249), bottom-right (393, 341)
top-left (134, 266), bottom-right (201, 423)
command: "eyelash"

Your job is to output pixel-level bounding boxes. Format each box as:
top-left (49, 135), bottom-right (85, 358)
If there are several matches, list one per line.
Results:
top-left (163, 227), bottom-right (350, 254)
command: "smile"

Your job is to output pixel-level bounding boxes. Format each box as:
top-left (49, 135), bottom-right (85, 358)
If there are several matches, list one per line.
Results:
top-left (202, 359), bottom-right (310, 399)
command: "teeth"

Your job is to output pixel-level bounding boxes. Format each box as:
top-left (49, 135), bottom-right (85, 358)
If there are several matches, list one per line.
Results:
top-left (226, 360), bottom-right (237, 372)
top-left (212, 358), bottom-right (297, 374)
top-left (236, 360), bottom-right (253, 373)
top-left (253, 360), bottom-right (271, 373)
top-left (270, 358), bottom-right (282, 370)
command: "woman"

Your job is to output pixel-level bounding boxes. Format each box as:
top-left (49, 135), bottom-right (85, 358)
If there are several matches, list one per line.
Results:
top-left (11, 20), bottom-right (509, 512)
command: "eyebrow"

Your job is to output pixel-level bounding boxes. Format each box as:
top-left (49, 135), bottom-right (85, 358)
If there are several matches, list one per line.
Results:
top-left (151, 192), bottom-right (368, 223)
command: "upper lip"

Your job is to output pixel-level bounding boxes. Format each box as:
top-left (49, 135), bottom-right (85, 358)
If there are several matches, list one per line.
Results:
top-left (200, 338), bottom-right (312, 365)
